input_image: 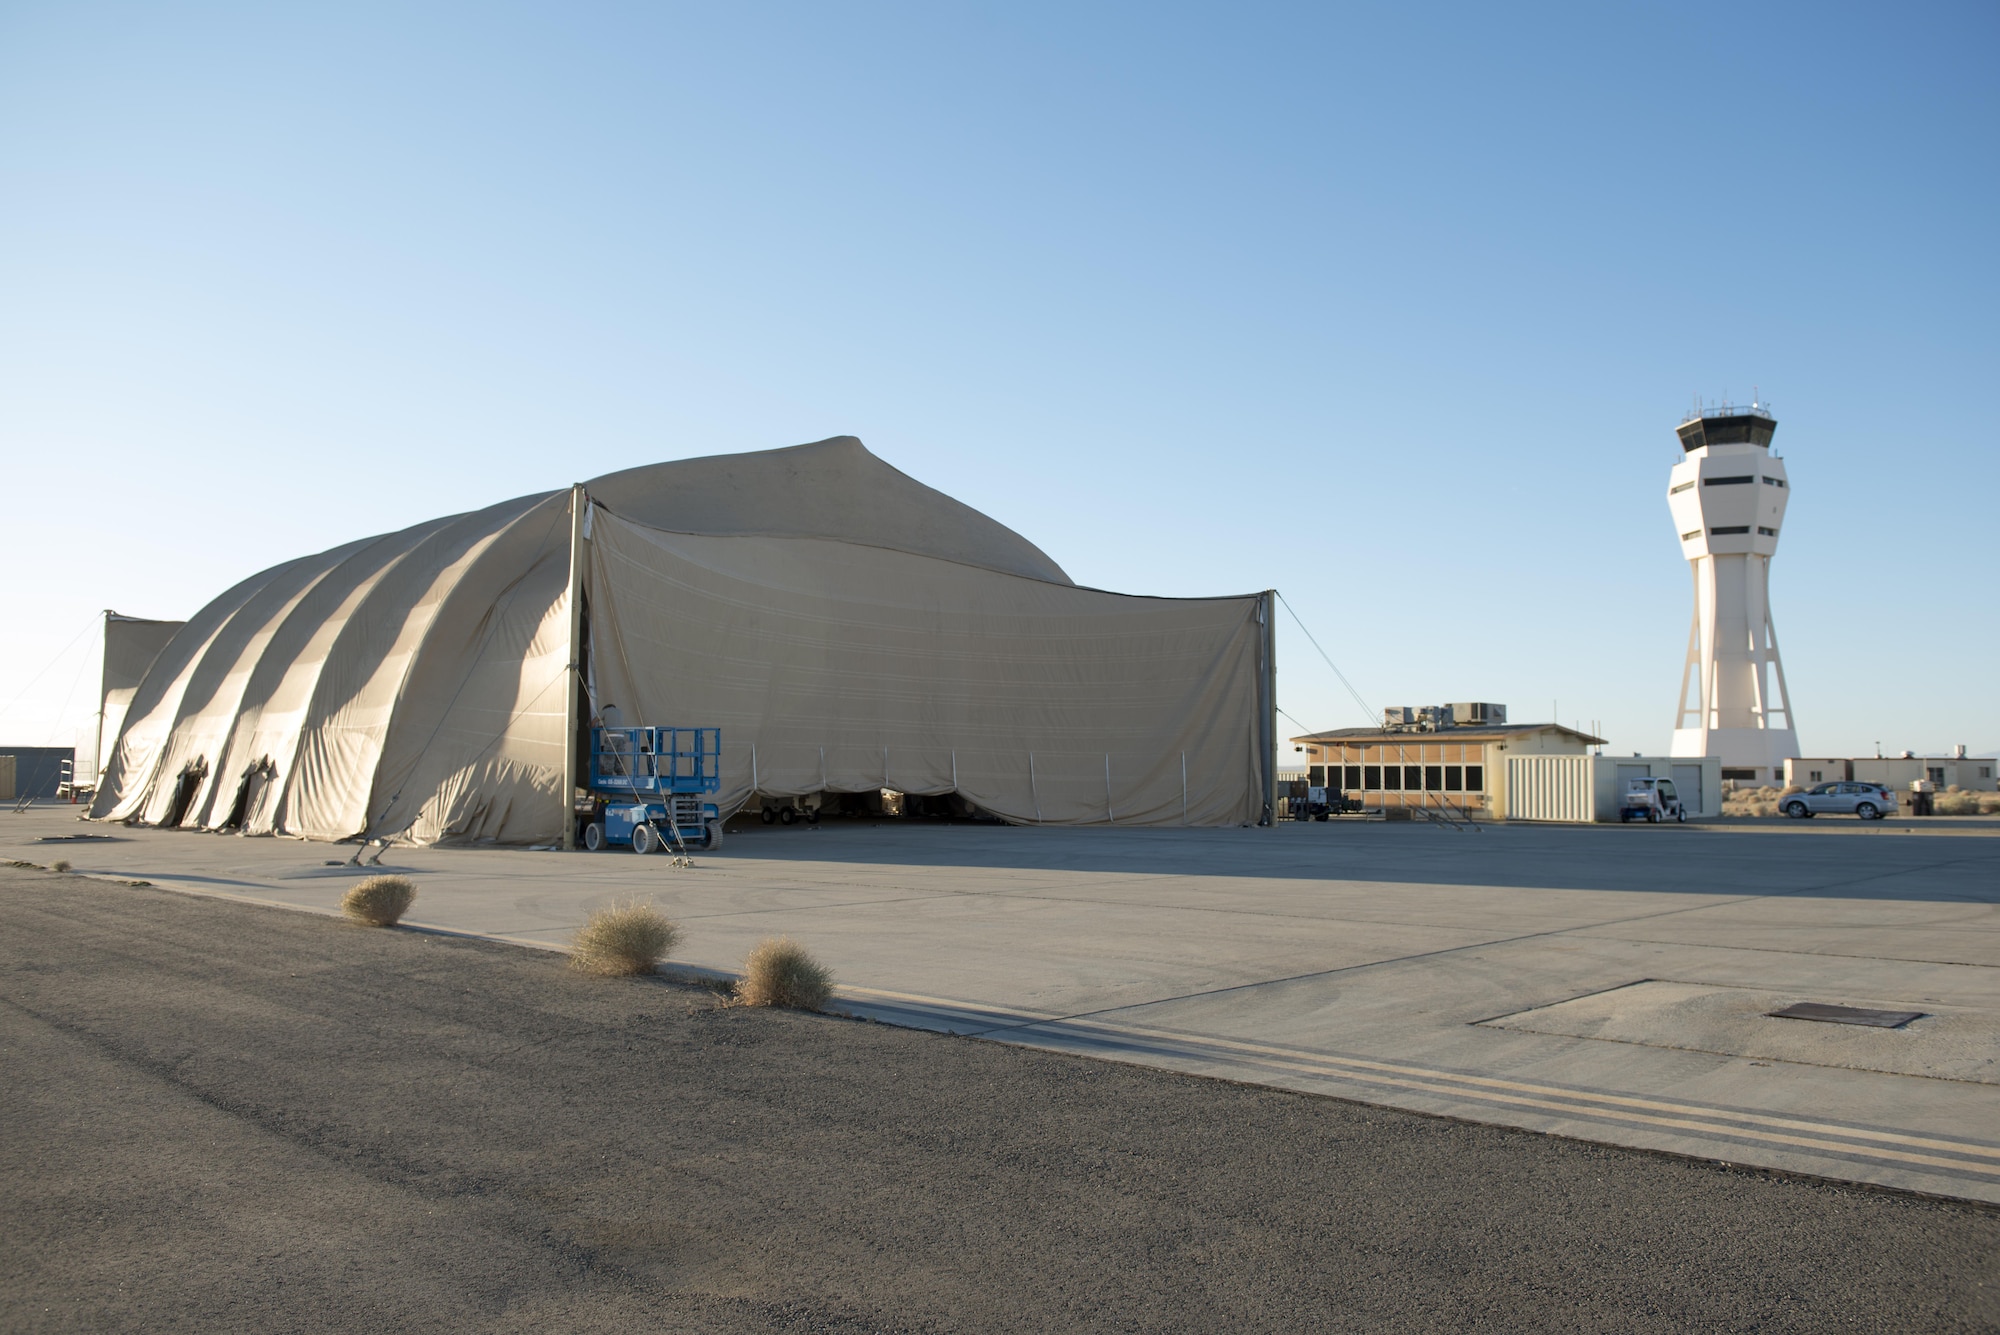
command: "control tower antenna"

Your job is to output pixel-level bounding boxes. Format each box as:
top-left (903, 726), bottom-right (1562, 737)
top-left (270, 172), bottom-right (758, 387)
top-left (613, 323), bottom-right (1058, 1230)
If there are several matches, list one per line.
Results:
top-left (1665, 401), bottom-right (1800, 784)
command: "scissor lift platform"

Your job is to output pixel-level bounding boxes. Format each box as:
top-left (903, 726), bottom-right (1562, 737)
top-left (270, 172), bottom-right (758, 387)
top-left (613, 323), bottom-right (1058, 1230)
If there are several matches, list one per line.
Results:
top-left (581, 726), bottom-right (724, 852)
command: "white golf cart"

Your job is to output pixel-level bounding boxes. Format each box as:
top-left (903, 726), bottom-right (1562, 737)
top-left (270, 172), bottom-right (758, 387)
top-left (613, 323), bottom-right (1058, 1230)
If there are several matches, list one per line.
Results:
top-left (1619, 776), bottom-right (1686, 823)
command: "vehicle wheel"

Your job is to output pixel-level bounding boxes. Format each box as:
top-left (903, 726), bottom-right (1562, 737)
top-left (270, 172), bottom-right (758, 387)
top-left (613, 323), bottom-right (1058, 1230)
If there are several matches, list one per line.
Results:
top-left (631, 823), bottom-right (657, 854)
top-left (1619, 811), bottom-right (1630, 823)
top-left (704, 819), bottom-right (723, 851)
top-left (760, 806), bottom-right (776, 825)
top-left (1676, 808), bottom-right (1686, 823)
top-left (1647, 808), bottom-right (1660, 823)
top-left (806, 809), bottom-right (820, 825)
top-left (779, 807), bottom-right (797, 825)
top-left (1784, 802), bottom-right (1808, 819)
top-left (582, 821), bottom-right (605, 852)
top-left (1856, 802), bottom-right (1879, 820)
top-left (1315, 813), bottom-right (1328, 822)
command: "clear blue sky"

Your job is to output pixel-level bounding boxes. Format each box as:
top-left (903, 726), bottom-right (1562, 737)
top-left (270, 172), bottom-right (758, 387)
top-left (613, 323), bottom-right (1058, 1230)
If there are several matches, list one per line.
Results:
top-left (4, 1), bottom-right (1995, 763)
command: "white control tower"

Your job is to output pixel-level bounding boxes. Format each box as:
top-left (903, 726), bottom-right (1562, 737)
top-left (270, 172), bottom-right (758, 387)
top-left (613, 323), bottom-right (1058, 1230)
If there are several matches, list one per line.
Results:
top-left (1666, 403), bottom-right (1799, 782)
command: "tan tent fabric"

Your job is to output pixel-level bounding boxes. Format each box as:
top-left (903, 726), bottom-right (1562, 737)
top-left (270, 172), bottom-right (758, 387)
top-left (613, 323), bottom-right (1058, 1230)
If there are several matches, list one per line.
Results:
top-left (589, 436), bottom-right (1071, 584)
top-left (92, 438), bottom-right (1273, 843)
top-left (95, 613), bottom-right (184, 780)
top-left (92, 494), bottom-right (571, 841)
top-left (587, 512), bottom-right (1269, 826)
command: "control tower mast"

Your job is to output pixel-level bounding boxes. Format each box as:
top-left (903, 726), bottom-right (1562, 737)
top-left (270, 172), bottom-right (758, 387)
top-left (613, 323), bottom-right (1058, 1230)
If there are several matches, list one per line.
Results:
top-left (1666, 403), bottom-right (1800, 783)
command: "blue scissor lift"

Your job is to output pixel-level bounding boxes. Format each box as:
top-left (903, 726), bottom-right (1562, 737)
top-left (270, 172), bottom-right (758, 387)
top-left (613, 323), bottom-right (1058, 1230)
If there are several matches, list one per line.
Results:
top-left (581, 726), bottom-right (724, 853)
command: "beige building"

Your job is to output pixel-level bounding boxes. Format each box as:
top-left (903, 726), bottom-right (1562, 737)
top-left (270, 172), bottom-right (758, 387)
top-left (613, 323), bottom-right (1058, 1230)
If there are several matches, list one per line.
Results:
top-left (1786, 752), bottom-right (1997, 792)
top-left (1292, 717), bottom-right (1606, 816)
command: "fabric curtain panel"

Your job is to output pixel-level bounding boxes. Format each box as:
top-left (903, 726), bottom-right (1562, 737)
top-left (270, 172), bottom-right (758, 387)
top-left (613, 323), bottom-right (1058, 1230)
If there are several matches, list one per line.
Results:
top-left (586, 510), bottom-right (1266, 828)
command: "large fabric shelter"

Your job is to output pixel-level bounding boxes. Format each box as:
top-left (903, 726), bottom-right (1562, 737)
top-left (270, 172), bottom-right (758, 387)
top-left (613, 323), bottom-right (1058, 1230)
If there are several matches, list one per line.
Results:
top-left (93, 438), bottom-right (1275, 842)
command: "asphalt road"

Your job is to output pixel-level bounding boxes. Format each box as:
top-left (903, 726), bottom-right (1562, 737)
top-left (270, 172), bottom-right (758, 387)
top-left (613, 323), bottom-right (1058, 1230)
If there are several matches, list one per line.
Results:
top-left (3, 867), bottom-right (1994, 1334)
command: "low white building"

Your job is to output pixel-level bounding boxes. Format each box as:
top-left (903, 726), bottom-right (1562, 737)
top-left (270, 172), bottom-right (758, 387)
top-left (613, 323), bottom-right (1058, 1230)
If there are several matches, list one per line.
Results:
top-left (1786, 751), bottom-right (1996, 792)
top-left (1506, 754), bottom-right (1723, 822)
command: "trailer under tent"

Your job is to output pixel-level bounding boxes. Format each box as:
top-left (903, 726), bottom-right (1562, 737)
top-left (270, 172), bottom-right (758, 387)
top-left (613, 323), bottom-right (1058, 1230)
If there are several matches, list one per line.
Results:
top-left (92, 437), bottom-right (1277, 844)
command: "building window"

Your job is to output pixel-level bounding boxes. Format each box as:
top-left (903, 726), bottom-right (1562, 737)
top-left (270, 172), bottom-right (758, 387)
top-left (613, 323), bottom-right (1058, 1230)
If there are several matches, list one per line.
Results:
top-left (1464, 766), bottom-right (1484, 792)
top-left (1444, 766), bottom-right (1463, 791)
top-left (1344, 765), bottom-right (1362, 790)
top-left (1704, 475), bottom-right (1755, 486)
top-left (1681, 530), bottom-right (1702, 541)
top-left (1364, 766), bottom-right (1381, 790)
top-left (1763, 476), bottom-right (1785, 487)
top-left (1424, 765), bottom-right (1443, 791)
top-left (1308, 765), bottom-right (1325, 787)
top-left (1722, 768), bottom-right (1757, 781)
top-left (1404, 765), bottom-right (1423, 790)
top-left (1758, 526), bottom-right (1777, 536)
top-left (1808, 770), bottom-right (1822, 782)
top-left (1669, 481), bottom-right (1694, 494)
top-left (1981, 766), bottom-right (1993, 780)
top-left (1710, 526), bottom-right (1749, 535)
top-left (1928, 767), bottom-right (1946, 784)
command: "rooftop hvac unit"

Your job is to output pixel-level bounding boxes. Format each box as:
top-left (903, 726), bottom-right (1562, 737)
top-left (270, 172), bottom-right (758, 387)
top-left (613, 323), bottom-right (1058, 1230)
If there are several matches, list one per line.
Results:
top-left (1382, 707), bottom-right (1415, 729)
top-left (1450, 702), bottom-right (1506, 726)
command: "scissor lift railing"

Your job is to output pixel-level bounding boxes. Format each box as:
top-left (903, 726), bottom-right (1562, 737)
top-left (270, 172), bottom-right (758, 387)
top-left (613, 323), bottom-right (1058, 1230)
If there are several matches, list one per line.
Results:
top-left (589, 726), bottom-right (722, 797)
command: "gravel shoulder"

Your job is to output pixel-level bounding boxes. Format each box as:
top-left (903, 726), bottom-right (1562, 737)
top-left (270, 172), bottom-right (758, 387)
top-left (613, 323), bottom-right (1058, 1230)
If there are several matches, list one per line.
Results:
top-left (2, 866), bottom-right (1994, 1334)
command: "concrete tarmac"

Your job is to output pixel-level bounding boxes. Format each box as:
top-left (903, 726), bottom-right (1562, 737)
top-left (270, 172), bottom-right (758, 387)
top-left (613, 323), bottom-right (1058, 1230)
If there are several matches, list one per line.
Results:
top-left (5, 865), bottom-right (1995, 1334)
top-left (5, 806), bottom-right (1996, 1203)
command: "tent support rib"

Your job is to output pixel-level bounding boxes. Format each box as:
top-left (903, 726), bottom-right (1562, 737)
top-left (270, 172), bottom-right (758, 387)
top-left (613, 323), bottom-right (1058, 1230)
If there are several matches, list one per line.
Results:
top-left (559, 483), bottom-right (587, 851)
top-left (1261, 590), bottom-right (1277, 827)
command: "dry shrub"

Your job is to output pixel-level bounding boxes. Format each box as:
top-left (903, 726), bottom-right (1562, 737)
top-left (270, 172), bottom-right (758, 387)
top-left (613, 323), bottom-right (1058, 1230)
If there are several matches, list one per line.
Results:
top-left (341, 874), bottom-right (417, 927)
top-left (1933, 790), bottom-right (1983, 816)
top-left (50, 860), bottom-right (71, 873)
top-left (571, 900), bottom-right (680, 976)
top-left (738, 937), bottom-right (834, 1011)
top-left (1723, 785), bottom-right (1784, 818)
